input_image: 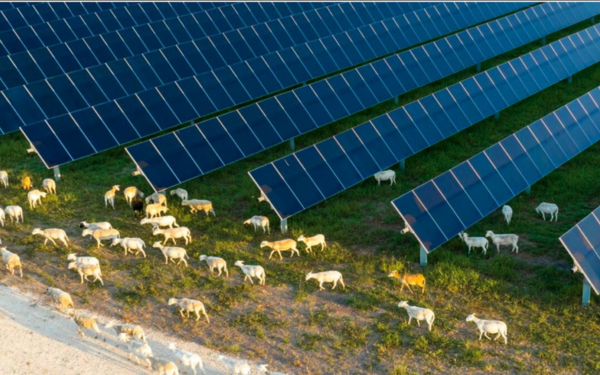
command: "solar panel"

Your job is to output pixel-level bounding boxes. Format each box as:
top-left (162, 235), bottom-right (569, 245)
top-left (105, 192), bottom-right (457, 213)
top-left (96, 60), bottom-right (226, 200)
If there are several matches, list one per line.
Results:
top-left (248, 21), bottom-right (600, 220)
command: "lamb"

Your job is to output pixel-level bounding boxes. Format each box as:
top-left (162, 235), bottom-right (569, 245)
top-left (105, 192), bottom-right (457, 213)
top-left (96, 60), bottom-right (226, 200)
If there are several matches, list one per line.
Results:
top-left (234, 260), bottom-right (266, 285)
top-left (535, 202), bottom-right (559, 221)
top-left (199, 255), bottom-right (228, 277)
top-left (0, 170), bottom-right (8, 187)
top-left (148, 357), bottom-right (180, 375)
top-left (146, 191), bottom-right (167, 206)
top-left (305, 270), bottom-right (345, 291)
top-left (124, 186), bottom-right (145, 206)
top-left (105, 321), bottom-right (147, 343)
top-left (170, 188), bottom-right (188, 201)
top-left (82, 228), bottom-right (120, 248)
top-left (465, 314), bottom-right (508, 345)
top-left (42, 178), bottom-right (56, 194)
top-left (79, 221), bottom-right (112, 231)
top-left (502, 205), bottom-right (513, 225)
top-left (153, 227), bottom-right (192, 245)
top-left (397, 301), bottom-right (435, 331)
top-left (118, 333), bottom-right (152, 368)
top-left (132, 198), bottom-right (144, 217)
top-left (217, 355), bottom-right (251, 375)
top-left (243, 216), bottom-right (270, 234)
top-left (458, 232), bottom-right (488, 255)
top-left (68, 262), bottom-right (103, 285)
top-left (21, 176), bottom-right (32, 190)
top-left (374, 170), bottom-right (396, 186)
top-left (68, 310), bottom-right (100, 338)
top-left (297, 234), bottom-right (326, 253)
top-left (169, 342), bottom-right (206, 375)
top-left (27, 189), bottom-right (47, 209)
top-left (153, 243), bottom-right (189, 266)
top-left (146, 202), bottom-right (168, 218)
top-left (4, 205), bottom-right (23, 223)
top-left (45, 287), bottom-right (74, 310)
top-left (260, 240), bottom-right (300, 260)
top-left (182, 199), bottom-right (215, 216)
top-left (67, 253), bottom-right (99, 267)
top-left (168, 298), bottom-right (209, 322)
top-left (387, 271), bottom-right (426, 293)
top-left (104, 185), bottom-right (120, 209)
top-left (140, 215), bottom-right (179, 229)
top-left (0, 207), bottom-right (4, 227)
top-left (1, 247), bottom-right (23, 277)
top-left (485, 231), bottom-right (519, 253)
top-left (110, 237), bottom-right (146, 257)
top-left (32, 228), bottom-right (70, 247)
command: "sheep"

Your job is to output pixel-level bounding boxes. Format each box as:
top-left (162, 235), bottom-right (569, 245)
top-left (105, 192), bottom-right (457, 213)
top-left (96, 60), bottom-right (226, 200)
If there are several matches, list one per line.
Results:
top-left (0, 207), bottom-right (4, 227)
top-left (153, 227), bottom-right (192, 245)
top-left (218, 355), bottom-right (251, 375)
top-left (1, 247), bottom-right (23, 277)
top-left (243, 216), bottom-right (270, 234)
top-left (148, 357), bottom-right (180, 375)
top-left (140, 215), bottom-right (179, 229)
top-left (535, 202), bottom-right (559, 221)
top-left (153, 242), bottom-right (189, 266)
top-left (42, 178), bottom-right (56, 194)
top-left (110, 237), bottom-right (146, 257)
top-left (465, 314), bottom-right (508, 345)
top-left (182, 199), bottom-right (215, 216)
top-left (256, 364), bottom-right (288, 375)
top-left (199, 255), bottom-right (228, 277)
top-left (79, 221), bottom-right (112, 231)
top-left (305, 270), bottom-right (345, 291)
top-left (105, 321), bottom-right (147, 343)
top-left (45, 287), bottom-right (74, 310)
top-left (67, 310), bottom-right (100, 339)
top-left (4, 205), bottom-right (23, 223)
top-left (118, 333), bottom-right (152, 368)
top-left (146, 191), bottom-right (167, 206)
top-left (170, 188), bottom-right (189, 201)
top-left (458, 232), bottom-right (488, 255)
top-left (68, 262), bottom-right (103, 285)
top-left (27, 189), bottom-right (47, 209)
top-left (485, 231), bottom-right (519, 253)
top-left (0, 170), bottom-right (8, 187)
top-left (146, 202), bottom-right (168, 218)
top-left (387, 271), bottom-right (426, 293)
top-left (21, 176), bottom-right (32, 190)
top-left (234, 260), bottom-right (266, 285)
top-left (297, 234), bottom-right (326, 253)
top-left (67, 253), bottom-right (99, 267)
top-left (169, 342), bottom-right (206, 375)
top-left (397, 301), bottom-right (435, 331)
top-left (502, 205), bottom-right (513, 225)
top-left (124, 186), bottom-right (145, 206)
top-left (374, 169), bottom-right (396, 186)
top-left (132, 197), bottom-right (144, 217)
top-left (168, 298), bottom-right (209, 323)
top-left (32, 228), bottom-right (70, 247)
top-left (104, 185), bottom-right (120, 209)
top-left (82, 228), bottom-right (120, 248)
top-left (260, 240), bottom-right (299, 260)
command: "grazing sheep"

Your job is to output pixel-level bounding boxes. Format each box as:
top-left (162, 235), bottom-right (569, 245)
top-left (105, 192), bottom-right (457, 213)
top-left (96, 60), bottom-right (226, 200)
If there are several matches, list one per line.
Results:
top-left (27, 189), bottom-right (47, 209)
top-left (153, 243), bottom-right (189, 266)
top-left (397, 301), bottom-right (435, 331)
top-left (199, 255), bottom-right (228, 277)
top-left (118, 333), bottom-right (152, 368)
top-left (0, 170), bottom-right (8, 187)
top-left (305, 271), bottom-right (345, 291)
top-left (148, 357), bottom-right (180, 375)
top-left (168, 298), bottom-right (209, 323)
top-left (0, 207), bottom-right (4, 227)
top-left (132, 198), bottom-right (144, 217)
top-left (297, 234), bottom-right (326, 253)
top-left (535, 202), bottom-right (559, 221)
top-left (4, 205), bottom-right (23, 223)
top-left (105, 321), bottom-right (147, 343)
top-left (140, 216), bottom-right (179, 229)
top-left (32, 228), bottom-right (69, 247)
top-left (466, 314), bottom-right (507, 345)
top-left (502, 205), bottom-right (513, 225)
top-left (1, 247), bottom-right (23, 277)
top-left (110, 237), bottom-right (146, 257)
top-left (234, 260), bottom-right (266, 285)
top-left (82, 228), bottom-right (120, 248)
top-left (67, 310), bottom-right (100, 338)
top-left (153, 227), bottom-right (192, 245)
top-left (104, 185), bottom-right (120, 209)
top-left (146, 203), bottom-right (168, 218)
top-left (42, 178), bottom-right (56, 194)
top-left (218, 355), bottom-right (251, 375)
top-left (170, 188), bottom-right (189, 201)
top-left (243, 216), bottom-right (270, 234)
top-left (182, 199), bottom-right (215, 216)
top-left (21, 176), bottom-right (32, 190)
top-left (387, 271), bottom-right (426, 293)
top-left (124, 186), bottom-right (145, 206)
top-left (260, 240), bottom-right (299, 260)
top-left (458, 232), bottom-right (488, 255)
top-left (374, 170), bottom-right (396, 186)
top-left (256, 364), bottom-right (288, 375)
top-left (67, 254), bottom-right (99, 267)
top-left (485, 231), bottom-right (519, 253)
top-left (45, 287), bottom-right (74, 310)
top-left (169, 343), bottom-right (206, 375)
top-left (79, 221), bottom-right (112, 231)
top-left (146, 191), bottom-right (167, 206)
top-left (68, 262), bottom-right (103, 285)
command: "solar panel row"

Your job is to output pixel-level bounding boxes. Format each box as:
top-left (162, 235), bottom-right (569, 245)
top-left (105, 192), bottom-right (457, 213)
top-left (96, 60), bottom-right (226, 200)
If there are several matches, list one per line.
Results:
top-left (249, 23), bottom-right (600, 220)
top-left (394, 87), bottom-right (600, 253)
top-left (128, 2), bottom-right (596, 192)
top-left (0, 3), bottom-right (34, 11)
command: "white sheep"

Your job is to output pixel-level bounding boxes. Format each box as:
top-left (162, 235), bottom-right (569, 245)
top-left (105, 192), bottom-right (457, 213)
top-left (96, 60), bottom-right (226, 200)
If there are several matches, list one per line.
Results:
top-left (535, 202), bottom-right (559, 221)
top-left (297, 234), bottom-right (326, 253)
top-left (140, 215), bottom-right (179, 229)
top-left (27, 189), bottom-right (47, 209)
top-left (148, 357), bottom-right (180, 375)
top-left (218, 355), bottom-right (251, 375)
top-left (397, 301), bottom-right (435, 331)
top-left (68, 310), bottom-right (100, 339)
top-left (170, 188), bottom-right (188, 201)
top-left (104, 185), bottom-right (120, 209)
top-left (67, 253), bottom-right (99, 267)
top-left (374, 170), bottom-right (396, 186)
top-left (124, 186), bottom-right (145, 206)
top-left (466, 314), bottom-right (508, 345)
top-left (260, 240), bottom-right (299, 260)
top-left (106, 321), bottom-right (147, 343)
top-left (168, 298), bottom-right (209, 322)
top-left (4, 205), bottom-right (23, 223)
top-left (182, 199), bottom-right (215, 216)
top-left (502, 205), bottom-right (513, 225)
top-left (42, 178), bottom-right (56, 194)
top-left (82, 228), bottom-right (120, 248)
top-left (1, 247), bottom-right (23, 277)
top-left (485, 231), bottom-right (519, 253)
top-left (458, 232), bottom-right (488, 255)
top-left (305, 270), bottom-right (345, 291)
top-left (169, 343), bottom-right (206, 375)
top-left (153, 242), bottom-right (189, 266)
top-left (199, 255), bottom-right (228, 277)
top-left (146, 191), bottom-right (167, 206)
top-left (118, 333), bottom-right (152, 368)
top-left (0, 170), bottom-right (8, 187)
top-left (234, 260), bottom-right (266, 285)
top-left (68, 261), bottom-right (103, 285)
top-left (45, 287), bottom-right (74, 310)
top-left (146, 203), bottom-right (168, 218)
top-left (256, 364), bottom-right (288, 375)
top-left (79, 221), bottom-right (112, 231)
top-left (153, 227), bottom-right (192, 245)
top-left (32, 228), bottom-right (70, 247)
top-left (0, 207), bottom-right (4, 227)
top-left (110, 237), bottom-right (146, 257)
top-left (243, 216), bottom-right (270, 234)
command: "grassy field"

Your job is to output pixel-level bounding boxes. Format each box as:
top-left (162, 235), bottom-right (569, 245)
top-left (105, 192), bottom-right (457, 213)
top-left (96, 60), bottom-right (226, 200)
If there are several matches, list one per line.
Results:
top-left (2, 19), bottom-right (600, 375)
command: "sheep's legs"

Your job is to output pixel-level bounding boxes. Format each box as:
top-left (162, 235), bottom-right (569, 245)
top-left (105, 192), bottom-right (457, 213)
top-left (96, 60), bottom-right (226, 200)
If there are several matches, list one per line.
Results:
top-left (318, 282), bottom-right (325, 291)
top-left (484, 332), bottom-right (492, 340)
top-left (416, 320), bottom-right (421, 327)
top-left (331, 280), bottom-right (337, 290)
top-left (407, 317), bottom-right (412, 326)
top-left (402, 282), bottom-right (414, 294)
top-left (339, 278), bottom-right (345, 289)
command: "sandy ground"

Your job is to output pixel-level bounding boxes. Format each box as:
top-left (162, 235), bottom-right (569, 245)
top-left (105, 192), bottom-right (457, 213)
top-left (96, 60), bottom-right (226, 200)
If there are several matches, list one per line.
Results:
top-left (0, 284), bottom-right (270, 375)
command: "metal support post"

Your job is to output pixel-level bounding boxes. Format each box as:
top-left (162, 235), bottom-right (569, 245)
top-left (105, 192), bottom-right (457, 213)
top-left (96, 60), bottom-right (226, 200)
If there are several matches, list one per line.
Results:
top-left (280, 219), bottom-right (288, 234)
top-left (53, 167), bottom-right (61, 182)
top-left (568, 76), bottom-right (573, 84)
top-left (290, 138), bottom-right (295, 151)
top-left (582, 279), bottom-right (591, 306)
top-left (476, 62), bottom-right (481, 72)
top-left (494, 112), bottom-right (500, 121)
top-left (420, 246), bottom-right (428, 267)
top-left (541, 36), bottom-right (546, 45)
top-left (399, 159), bottom-right (406, 170)
top-left (525, 186), bottom-right (531, 195)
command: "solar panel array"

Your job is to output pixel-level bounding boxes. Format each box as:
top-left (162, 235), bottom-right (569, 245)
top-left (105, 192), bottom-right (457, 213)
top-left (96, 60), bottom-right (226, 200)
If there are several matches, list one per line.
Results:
top-left (560, 206), bottom-right (600, 295)
top-left (248, 22), bottom-right (600, 220)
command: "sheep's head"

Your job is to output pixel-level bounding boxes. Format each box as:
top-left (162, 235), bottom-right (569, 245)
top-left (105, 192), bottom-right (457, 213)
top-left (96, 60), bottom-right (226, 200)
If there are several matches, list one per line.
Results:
top-left (32, 228), bottom-right (42, 236)
top-left (181, 200), bottom-right (190, 206)
top-left (387, 271), bottom-right (400, 278)
top-left (167, 298), bottom-right (177, 306)
top-left (113, 185), bottom-right (120, 191)
top-left (397, 301), bottom-right (409, 308)
top-left (170, 190), bottom-right (177, 196)
top-left (138, 191), bottom-right (145, 198)
top-left (257, 364), bottom-right (269, 373)
top-left (152, 228), bottom-right (163, 236)
top-left (152, 242), bottom-right (163, 248)
top-left (199, 255), bottom-right (207, 261)
top-left (485, 231), bottom-right (493, 238)
top-left (260, 241), bottom-right (270, 248)
top-left (243, 219), bottom-right (251, 225)
top-left (145, 196), bottom-right (152, 204)
top-left (117, 333), bottom-right (129, 343)
top-left (234, 260), bottom-right (244, 267)
top-left (465, 314), bottom-right (476, 322)
top-left (82, 229), bottom-right (93, 237)
top-left (40, 192), bottom-right (47, 198)
top-left (140, 218), bottom-right (149, 225)
top-left (297, 235), bottom-right (306, 242)
top-left (110, 238), bottom-right (121, 247)
top-left (79, 221), bottom-right (88, 228)
top-left (67, 262), bottom-right (77, 270)
top-left (305, 271), bottom-right (314, 281)
top-left (67, 253), bottom-right (77, 261)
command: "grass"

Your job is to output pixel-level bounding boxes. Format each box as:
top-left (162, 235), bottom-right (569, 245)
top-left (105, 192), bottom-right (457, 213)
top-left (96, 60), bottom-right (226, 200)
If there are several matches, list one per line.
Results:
top-left (1, 19), bottom-right (600, 374)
